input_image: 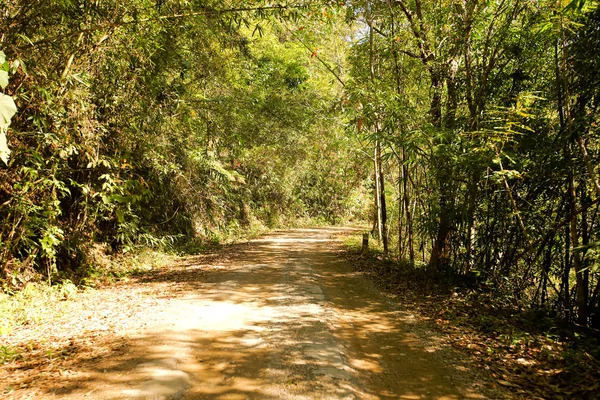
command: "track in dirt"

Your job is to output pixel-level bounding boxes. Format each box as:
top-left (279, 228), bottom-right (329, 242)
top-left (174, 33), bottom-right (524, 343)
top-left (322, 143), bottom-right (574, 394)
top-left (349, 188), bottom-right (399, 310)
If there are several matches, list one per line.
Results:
top-left (2, 227), bottom-right (507, 399)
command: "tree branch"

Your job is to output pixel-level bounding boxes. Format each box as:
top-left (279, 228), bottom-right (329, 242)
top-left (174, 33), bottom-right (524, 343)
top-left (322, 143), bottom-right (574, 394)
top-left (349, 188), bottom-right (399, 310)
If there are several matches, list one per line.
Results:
top-left (281, 22), bottom-right (346, 87)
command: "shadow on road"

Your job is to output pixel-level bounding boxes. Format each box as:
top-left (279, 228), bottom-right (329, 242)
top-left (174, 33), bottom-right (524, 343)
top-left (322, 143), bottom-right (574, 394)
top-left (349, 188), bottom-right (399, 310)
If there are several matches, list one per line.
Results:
top-left (7, 228), bottom-right (494, 399)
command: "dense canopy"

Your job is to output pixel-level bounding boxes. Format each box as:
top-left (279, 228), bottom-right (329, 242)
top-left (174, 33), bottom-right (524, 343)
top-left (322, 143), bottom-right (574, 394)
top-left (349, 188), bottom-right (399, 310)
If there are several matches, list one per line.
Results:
top-left (1, 0), bottom-right (600, 332)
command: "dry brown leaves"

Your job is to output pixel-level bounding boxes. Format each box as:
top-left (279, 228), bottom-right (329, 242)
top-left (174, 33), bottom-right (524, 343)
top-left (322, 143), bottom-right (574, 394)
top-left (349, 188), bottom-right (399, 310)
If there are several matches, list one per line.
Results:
top-left (342, 249), bottom-right (600, 400)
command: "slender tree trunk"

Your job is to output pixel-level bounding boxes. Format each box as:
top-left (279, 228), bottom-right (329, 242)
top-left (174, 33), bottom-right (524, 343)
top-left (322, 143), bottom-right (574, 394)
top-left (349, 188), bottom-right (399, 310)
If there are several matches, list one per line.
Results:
top-left (388, 2), bottom-right (409, 262)
top-left (555, 36), bottom-right (571, 322)
top-left (465, 170), bottom-right (478, 274)
top-left (562, 219), bottom-right (572, 316)
top-left (398, 162), bottom-right (405, 259)
top-left (374, 142), bottom-right (382, 242)
top-left (377, 140), bottom-right (388, 253)
top-left (541, 242), bottom-right (552, 306)
top-left (427, 66), bottom-right (453, 272)
top-left (368, 9), bottom-right (383, 244)
top-left (402, 149), bottom-right (414, 265)
top-left (569, 165), bottom-right (587, 325)
top-left (581, 182), bottom-right (590, 320)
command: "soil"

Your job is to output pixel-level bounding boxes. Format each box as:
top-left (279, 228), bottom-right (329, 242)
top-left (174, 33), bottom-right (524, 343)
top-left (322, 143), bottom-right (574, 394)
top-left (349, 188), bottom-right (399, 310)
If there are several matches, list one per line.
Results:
top-left (1, 227), bottom-right (513, 399)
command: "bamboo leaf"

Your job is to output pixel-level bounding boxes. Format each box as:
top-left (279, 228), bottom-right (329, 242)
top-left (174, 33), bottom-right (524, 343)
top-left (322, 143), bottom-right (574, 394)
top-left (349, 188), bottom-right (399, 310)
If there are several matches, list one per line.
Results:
top-left (0, 93), bottom-right (17, 130)
top-left (0, 131), bottom-right (10, 164)
top-left (0, 71), bottom-right (9, 89)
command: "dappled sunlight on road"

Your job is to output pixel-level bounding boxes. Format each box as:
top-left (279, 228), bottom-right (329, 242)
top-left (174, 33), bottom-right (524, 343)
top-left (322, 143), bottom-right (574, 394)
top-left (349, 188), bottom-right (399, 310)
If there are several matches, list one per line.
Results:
top-left (12, 228), bottom-right (497, 399)
top-left (251, 238), bottom-right (332, 243)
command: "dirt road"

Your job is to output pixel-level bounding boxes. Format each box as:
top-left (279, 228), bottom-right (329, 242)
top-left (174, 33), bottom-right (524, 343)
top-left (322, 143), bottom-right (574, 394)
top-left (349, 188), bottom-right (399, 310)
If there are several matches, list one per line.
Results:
top-left (2, 227), bottom-right (507, 399)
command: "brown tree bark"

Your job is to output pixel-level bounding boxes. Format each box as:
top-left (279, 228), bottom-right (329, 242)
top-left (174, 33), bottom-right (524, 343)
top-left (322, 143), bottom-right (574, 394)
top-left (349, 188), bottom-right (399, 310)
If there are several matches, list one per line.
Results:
top-left (378, 140), bottom-right (389, 254)
top-left (373, 142), bottom-right (383, 242)
top-left (569, 166), bottom-right (587, 326)
top-left (403, 149), bottom-right (414, 266)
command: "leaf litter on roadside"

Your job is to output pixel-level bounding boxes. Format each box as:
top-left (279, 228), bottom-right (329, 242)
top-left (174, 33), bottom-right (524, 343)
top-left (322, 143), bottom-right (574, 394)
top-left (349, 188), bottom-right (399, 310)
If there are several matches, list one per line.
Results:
top-left (341, 246), bottom-right (600, 400)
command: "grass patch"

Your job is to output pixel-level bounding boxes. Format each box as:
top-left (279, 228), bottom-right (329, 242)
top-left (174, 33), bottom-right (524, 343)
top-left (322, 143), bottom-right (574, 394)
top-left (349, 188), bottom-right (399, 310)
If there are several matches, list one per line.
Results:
top-left (78, 248), bottom-right (176, 287)
top-left (0, 344), bottom-right (21, 364)
top-left (0, 247), bottom-right (176, 335)
top-left (0, 281), bottom-right (78, 335)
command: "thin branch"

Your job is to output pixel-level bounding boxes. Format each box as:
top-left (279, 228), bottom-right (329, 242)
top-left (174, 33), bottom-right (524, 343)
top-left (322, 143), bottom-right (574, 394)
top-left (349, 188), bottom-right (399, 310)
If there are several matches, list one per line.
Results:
top-left (498, 155), bottom-right (529, 242)
top-left (394, 0), bottom-right (433, 62)
top-left (576, 135), bottom-right (600, 198)
top-left (281, 22), bottom-right (346, 87)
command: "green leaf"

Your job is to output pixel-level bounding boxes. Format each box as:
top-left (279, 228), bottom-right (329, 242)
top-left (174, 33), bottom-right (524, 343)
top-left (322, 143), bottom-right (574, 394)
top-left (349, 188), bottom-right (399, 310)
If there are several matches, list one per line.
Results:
top-left (11, 59), bottom-right (20, 73)
top-left (108, 193), bottom-right (127, 203)
top-left (0, 93), bottom-right (17, 130)
top-left (11, 59), bottom-right (25, 74)
top-left (0, 51), bottom-right (5, 65)
top-left (563, 0), bottom-right (587, 13)
top-left (116, 208), bottom-right (125, 223)
top-left (0, 131), bottom-right (10, 165)
top-left (0, 70), bottom-right (8, 89)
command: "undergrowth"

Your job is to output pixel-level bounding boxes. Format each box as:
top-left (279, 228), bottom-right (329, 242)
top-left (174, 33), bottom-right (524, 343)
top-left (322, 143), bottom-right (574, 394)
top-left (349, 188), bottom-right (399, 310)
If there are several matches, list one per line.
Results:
top-left (0, 281), bottom-right (78, 336)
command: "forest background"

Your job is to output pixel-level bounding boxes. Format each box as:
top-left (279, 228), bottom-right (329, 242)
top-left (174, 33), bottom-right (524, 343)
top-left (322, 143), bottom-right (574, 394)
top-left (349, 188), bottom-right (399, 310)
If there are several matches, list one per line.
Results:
top-left (1, 0), bottom-right (600, 377)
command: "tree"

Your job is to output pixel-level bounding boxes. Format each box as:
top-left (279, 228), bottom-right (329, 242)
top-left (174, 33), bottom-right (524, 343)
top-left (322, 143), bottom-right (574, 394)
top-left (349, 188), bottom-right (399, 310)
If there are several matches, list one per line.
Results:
top-left (0, 0), bottom-right (365, 287)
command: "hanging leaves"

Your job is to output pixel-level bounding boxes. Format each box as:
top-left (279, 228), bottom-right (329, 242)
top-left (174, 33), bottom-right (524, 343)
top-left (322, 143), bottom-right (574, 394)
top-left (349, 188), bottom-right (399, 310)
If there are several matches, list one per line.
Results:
top-left (0, 93), bottom-right (17, 130)
top-left (0, 130), bottom-right (10, 165)
top-left (0, 93), bottom-right (16, 165)
top-left (0, 50), bottom-right (9, 91)
top-left (0, 50), bottom-right (16, 165)
top-left (0, 71), bottom-right (8, 90)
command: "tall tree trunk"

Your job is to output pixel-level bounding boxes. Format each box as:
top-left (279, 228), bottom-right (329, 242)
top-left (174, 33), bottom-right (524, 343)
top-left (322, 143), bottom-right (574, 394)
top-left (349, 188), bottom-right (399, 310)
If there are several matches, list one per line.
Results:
top-left (378, 140), bottom-right (388, 254)
top-left (581, 183), bottom-right (590, 318)
top-left (427, 65), bottom-right (453, 272)
top-left (403, 148), bottom-right (414, 265)
top-left (465, 170), bottom-right (478, 274)
top-left (394, 0), bottom-right (454, 271)
top-left (388, 0), bottom-right (409, 262)
top-left (562, 217), bottom-right (572, 316)
top-left (398, 162), bottom-right (405, 259)
top-left (558, 16), bottom-right (588, 325)
top-left (569, 165), bottom-right (587, 326)
top-left (429, 193), bottom-right (452, 272)
top-left (374, 142), bottom-right (383, 242)
top-left (368, 9), bottom-right (383, 244)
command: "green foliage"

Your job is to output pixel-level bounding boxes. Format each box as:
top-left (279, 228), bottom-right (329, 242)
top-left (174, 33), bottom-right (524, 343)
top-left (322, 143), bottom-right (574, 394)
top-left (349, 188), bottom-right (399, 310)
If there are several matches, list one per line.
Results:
top-left (0, 281), bottom-right (77, 334)
top-left (0, 49), bottom-right (17, 165)
top-left (344, 0), bottom-right (600, 327)
top-left (0, 1), bottom-right (366, 290)
top-left (0, 345), bottom-right (21, 364)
